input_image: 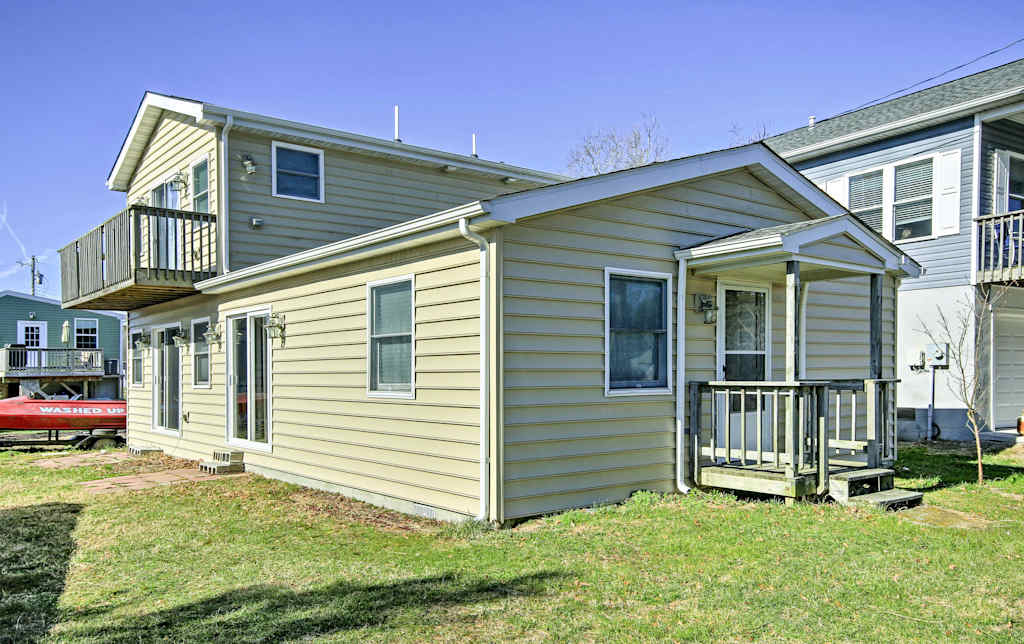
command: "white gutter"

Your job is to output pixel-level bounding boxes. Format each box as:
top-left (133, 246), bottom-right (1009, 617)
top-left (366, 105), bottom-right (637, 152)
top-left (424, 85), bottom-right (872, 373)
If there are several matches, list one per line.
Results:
top-left (219, 115), bottom-right (234, 274)
top-left (676, 256), bottom-right (691, 493)
top-left (458, 218), bottom-right (491, 522)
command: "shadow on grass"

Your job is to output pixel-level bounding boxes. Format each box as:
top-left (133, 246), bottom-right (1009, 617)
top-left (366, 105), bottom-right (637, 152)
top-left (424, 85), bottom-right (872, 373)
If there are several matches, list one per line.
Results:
top-left (896, 442), bottom-right (1024, 491)
top-left (0, 502), bottom-right (83, 644)
top-left (68, 571), bottom-right (563, 643)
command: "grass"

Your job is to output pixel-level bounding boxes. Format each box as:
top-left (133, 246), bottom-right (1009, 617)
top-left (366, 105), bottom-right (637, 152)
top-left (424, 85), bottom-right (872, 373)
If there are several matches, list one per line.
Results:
top-left (1, 443), bottom-right (1023, 642)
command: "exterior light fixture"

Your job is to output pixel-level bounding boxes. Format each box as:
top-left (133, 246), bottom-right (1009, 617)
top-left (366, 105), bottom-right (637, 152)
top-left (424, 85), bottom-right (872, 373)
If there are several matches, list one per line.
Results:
top-left (134, 334), bottom-right (151, 350)
top-left (249, 217), bottom-right (264, 229)
top-left (203, 323), bottom-right (223, 347)
top-left (28, 312), bottom-right (35, 320)
top-left (170, 171), bottom-right (189, 196)
top-left (172, 324), bottom-right (190, 349)
top-left (264, 313), bottom-right (285, 339)
top-left (441, 165), bottom-right (458, 173)
top-left (693, 294), bottom-right (717, 325)
top-left (241, 155), bottom-right (257, 174)
top-left (502, 177), bottom-right (518, 184)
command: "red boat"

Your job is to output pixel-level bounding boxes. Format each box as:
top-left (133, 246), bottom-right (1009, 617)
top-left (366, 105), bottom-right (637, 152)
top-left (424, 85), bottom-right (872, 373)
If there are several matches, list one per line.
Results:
top-left (0, 396), bottom-right (126, 431)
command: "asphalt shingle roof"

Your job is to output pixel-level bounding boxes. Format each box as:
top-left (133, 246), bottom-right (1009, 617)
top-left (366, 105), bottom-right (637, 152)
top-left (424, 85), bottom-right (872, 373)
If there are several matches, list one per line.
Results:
top-left (765, 58), bottom-right (1024, 155)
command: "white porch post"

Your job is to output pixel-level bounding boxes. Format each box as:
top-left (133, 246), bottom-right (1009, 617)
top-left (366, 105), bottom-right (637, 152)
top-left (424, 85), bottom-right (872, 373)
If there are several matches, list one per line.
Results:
top-left (786, 260), bottom-right (802, 382)
top-left (867, 273), bottom-right (884, 467)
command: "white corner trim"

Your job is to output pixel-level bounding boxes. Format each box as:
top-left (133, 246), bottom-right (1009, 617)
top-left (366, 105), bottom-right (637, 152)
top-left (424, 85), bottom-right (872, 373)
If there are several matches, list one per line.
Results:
top-left (271, 140), bottom-right (326, 203)
top-left (603, 267), bottom-right (674, 397)
top-left (365, 274), bottom-right (416, 399)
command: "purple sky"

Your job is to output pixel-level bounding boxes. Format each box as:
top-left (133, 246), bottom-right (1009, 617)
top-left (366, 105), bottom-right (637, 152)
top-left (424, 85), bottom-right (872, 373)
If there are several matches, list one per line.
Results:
top-left (2, 0), bottom-right (1023, 299)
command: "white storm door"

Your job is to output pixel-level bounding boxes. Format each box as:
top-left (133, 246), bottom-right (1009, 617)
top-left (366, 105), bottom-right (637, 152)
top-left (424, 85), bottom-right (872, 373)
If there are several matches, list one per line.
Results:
top-left (17, 321), bottom-right (47, 368)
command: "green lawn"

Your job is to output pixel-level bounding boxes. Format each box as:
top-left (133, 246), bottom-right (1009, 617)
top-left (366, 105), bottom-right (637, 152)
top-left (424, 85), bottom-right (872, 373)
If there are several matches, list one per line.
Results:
top-left (2, 443), bottom-right (1024, 643)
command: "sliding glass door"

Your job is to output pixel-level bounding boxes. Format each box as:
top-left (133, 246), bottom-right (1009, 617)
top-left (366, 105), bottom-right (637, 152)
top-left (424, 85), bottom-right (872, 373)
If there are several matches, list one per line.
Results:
top-left (154, 327), bottom-right (180, 432)
top-left (228, 312), bottom-right (270, 447)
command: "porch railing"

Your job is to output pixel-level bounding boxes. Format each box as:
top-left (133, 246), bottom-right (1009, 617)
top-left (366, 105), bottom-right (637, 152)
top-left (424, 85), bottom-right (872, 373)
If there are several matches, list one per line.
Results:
top-left (688, 379), bottom-right (898, 495)
top-left (60, 205), bottom-right (217, 304)
top-left (0, 347), bottom-right (104, 378)
top-left (977, 210), bottom-right (1024, 283)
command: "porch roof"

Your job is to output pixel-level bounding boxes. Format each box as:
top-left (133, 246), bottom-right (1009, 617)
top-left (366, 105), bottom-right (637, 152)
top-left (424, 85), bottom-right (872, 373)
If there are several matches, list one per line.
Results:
top-left (675, 214), bottom-right (922, 281)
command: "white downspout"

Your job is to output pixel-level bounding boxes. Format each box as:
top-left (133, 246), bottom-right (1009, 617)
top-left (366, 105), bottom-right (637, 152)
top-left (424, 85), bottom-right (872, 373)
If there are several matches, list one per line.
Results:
top-left (676, 256), bottom-right (691, 493)
top-left (219, 115), bottom-right (234, 274)
top-left (459, 218), bottom-right (490, 522)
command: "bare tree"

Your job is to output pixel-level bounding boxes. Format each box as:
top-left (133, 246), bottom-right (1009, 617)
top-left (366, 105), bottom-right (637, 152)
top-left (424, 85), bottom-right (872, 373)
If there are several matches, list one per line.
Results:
top-left (917, 285), bottom-right (1007, 484)
top-left (566, 114), bottom-right (669, 177)
top-left (728, 121), bottom-right (773, 146)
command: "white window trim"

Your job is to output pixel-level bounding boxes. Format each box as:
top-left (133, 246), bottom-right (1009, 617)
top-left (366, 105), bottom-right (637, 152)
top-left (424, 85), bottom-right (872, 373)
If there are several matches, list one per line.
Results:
top-left (366, 274), bottom-right (416, 399)
top-left (271, 140), bottom-right (325, 203)
top-left (146, 170), bottom-right (184, 209)
top-left (74, 317), bottom-right (99, 350)
top-left (715, 280), bottom-right (773, 382)
top-left (191, 316), bottom-right (212, 389)
top-left (188, 155), bottom-right (211, 214)
top-left (225, 308), bottom-right (274, 452)
top-left (829, 150), bottom-right (953, 245)
top-left (604, 267), bottom-right (674, 397)
top-left (998, 149), bottom-right (1024, 212)
top-left (151, 324), bottom-right (182, 436)
top-left (130, 329), bottom-right (145, 388)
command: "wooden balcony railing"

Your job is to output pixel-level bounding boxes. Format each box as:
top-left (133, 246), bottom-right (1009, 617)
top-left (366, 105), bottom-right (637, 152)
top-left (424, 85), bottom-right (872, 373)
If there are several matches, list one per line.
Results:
top-left (0, 347), bottom-right (105, 380)
top-left (687, 379), bottom-right (897, 495)
top-left (60, 206), bottom-right (217, 309)
top-left (977, 210), bottom-right (1024, 283)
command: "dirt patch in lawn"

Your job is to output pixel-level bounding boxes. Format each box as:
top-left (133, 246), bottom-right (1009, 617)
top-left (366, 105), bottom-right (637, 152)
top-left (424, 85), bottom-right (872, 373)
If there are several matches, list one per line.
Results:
top-left (900, 505), bottom-right (1003, 529)
top-left (107, 452), bottom-right (194, 475)
top-left (78, 469), bottom-right (247, 494)
top-left (34, 451), bottom-right (134, 469)
top-left (286, 488), bottom-right (442, 533)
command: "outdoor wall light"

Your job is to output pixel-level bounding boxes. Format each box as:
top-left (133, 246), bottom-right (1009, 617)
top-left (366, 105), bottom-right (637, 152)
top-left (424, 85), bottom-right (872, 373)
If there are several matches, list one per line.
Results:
top-left (172, 325), bottom-right (190, 349)
top-left (203, 323), bottom-right (223, 348)
top-left (134, 334), bottom-right (151, 350)
top-left (241, 155), bottom-right (257, 174)
top-left (264, 313), bottom-right (285, 340)
top-left (693, 294), bottom-right (717, 325)
top-left (170, 171), bottom-right (189, 196)
top-left (28, 312), bottom-right (35, 320)
top-left (249, 217), bottom-right (264, 229)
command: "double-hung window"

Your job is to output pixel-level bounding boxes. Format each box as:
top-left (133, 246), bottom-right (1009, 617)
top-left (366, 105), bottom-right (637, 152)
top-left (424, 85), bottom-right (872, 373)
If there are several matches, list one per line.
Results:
top-left (192, 319), bottom-right (210, 387)
top-left (75, 318), bottom-right (98, 349)
top-left (893, 158), bottom-right (934, 241)
top-left (847, 170), bottom-right (884, 234)
top-left (272, 141), bottom-right (324, 202)
top-left (605, 269), bottom-right (672, 395)
top-left (191, 159), bottom-right (210, 213)
top-left (131, 332), bottom-right (143, 386)
top-left (367, 277), bottom-right (414, 397)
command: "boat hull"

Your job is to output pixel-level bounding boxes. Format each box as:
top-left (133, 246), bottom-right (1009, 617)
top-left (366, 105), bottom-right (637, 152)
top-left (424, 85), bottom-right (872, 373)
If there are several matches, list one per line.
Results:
top-left (0, 396), bottom-right (126, 431)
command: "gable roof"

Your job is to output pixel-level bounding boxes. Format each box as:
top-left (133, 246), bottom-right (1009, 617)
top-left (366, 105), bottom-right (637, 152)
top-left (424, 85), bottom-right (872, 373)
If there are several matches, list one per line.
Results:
top-left (197, 143), bottom-right (858, 294)
top-left (106, 92), bottom-right (568, 191)
top-left (676, 214), bottom-right (921, 279)
top-left (766, 57), bottom-right (1024, 162)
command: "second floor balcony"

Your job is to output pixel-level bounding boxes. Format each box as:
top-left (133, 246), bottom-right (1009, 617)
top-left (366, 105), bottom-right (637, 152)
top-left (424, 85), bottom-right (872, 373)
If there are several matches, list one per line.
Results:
top-left (60, 205), bottom-right (217, 310)
top-left (977, 210), bottom-right (1024, 283)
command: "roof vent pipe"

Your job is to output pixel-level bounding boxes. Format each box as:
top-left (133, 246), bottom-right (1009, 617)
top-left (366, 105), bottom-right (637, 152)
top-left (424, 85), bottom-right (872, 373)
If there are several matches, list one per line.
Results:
top-left (394, 105), bottom-right (401, 142)
top-left (472, 133), bottom-right (478, 157)
top-left (808, 115), bottom-right (815, 129)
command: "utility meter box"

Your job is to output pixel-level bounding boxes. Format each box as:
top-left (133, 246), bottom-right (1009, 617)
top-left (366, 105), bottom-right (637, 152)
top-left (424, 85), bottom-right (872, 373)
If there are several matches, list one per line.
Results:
top-left (925, 343), bottom-right (950, 369)
top-left (906, 349), bottom-right (926, 371)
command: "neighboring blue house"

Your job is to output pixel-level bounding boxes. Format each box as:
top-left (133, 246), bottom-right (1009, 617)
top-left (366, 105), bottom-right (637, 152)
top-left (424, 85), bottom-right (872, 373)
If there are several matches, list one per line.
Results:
top-left (766, 58), bottom-right (1024, 438)
top-left (0, 291), bottom-right (124, 399)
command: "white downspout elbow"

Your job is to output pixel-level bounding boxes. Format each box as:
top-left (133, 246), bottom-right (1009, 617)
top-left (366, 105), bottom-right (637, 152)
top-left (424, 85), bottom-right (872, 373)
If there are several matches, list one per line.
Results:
top-left (459, 218), bottom-right (490, 522)
top-left (219, 115), bottom-right (233, 274)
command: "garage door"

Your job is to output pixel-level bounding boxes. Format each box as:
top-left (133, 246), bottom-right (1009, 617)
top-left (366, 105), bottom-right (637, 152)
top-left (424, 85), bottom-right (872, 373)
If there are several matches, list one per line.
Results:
top-left (993, 311), bottom-right (1024, 427)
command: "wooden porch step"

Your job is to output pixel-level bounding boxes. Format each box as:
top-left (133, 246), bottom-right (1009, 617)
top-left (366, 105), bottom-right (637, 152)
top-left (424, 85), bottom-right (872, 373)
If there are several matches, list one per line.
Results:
top-left (840, 488), bottom-right (923, 510)
top-left (828, 468), bottom-right (894, 504)
top-left (699, 466), bottom-right (817, 498)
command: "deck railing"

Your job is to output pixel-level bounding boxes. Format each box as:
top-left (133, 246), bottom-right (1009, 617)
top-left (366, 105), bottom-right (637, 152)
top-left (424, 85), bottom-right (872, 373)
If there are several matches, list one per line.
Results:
top-left (60, 205), bottom-right (217, 304)
top-left (0, 347), bottom-right (104, 378)
top-left (977, 210), bottom-right (1024, 283)
top-left (688, 379), bottom-right (898, 494)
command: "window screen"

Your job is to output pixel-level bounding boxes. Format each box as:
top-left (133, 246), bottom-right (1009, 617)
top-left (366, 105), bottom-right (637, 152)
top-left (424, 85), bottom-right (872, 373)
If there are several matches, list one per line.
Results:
top-left (608, 275), bottom-right (668, 390)
top-left (894, 158), bottom-right (933, 240)
top-left (369, 280), bottom-right (413, 393)
top-left (192, 320), bottom-right (210, 386)
top-left (848, 170), bottom-right (884, 233)
top-left (275, 145), bottom-right (322, 200)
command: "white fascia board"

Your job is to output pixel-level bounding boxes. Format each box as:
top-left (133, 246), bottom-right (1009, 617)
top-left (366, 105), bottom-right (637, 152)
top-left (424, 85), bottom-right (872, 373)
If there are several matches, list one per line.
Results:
top-left (107, 92), bottom-right (204, 191)
top-left (487, 144), bottom-right (846, 224)
top-left (781, 86), bottom-right (1024, 163)
top-left (676, 235), bottom-right (785, 260)
top-left (196, 201), bottom-right (488, 294)
top-left (199, 105), bottom-right (567, 184)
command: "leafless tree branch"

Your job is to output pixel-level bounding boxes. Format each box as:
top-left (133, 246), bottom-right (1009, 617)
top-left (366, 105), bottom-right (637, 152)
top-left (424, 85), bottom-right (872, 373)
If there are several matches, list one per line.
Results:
top-left (566, 114), bottom-right (669, 177)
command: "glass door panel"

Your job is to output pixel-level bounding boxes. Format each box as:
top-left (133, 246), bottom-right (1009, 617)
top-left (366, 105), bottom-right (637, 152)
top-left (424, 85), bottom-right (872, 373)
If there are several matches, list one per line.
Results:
top-left (229, 313), bottom-right (269, 445)
top-left (252, 316), bottom-right (268, 443)
top-left (232, 317), bottom-right (248, 440)
top-left (155, 328), bottom-right (180, 431)
top-left (718, 287), bottom-right (771, 461)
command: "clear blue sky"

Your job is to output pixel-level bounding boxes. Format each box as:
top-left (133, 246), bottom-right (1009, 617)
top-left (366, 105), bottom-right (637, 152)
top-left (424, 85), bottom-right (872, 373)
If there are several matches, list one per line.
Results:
top-left (2, 0), bottom-right (1023, 299)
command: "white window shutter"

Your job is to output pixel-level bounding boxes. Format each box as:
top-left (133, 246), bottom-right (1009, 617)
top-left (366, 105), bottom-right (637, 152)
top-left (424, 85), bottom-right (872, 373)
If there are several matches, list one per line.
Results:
top-left (932, 149), bottom-right (961, 236)
top-left (824, 176), bottom-right (849, 207)
top-left (994, 150), bottom-right (1010, 215)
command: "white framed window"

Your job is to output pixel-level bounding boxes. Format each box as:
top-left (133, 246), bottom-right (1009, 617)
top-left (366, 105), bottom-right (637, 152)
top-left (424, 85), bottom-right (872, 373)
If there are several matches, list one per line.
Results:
top-left (149, 176), bottom-right (181, 209)
top-left (190, 157), bottom-right (210, 213)
top-left (130, 331), bottom-right (144, 386)
top-left (847, 169), bottom-right (884, 234)
top-left (272, 141), bottom-right (324, 202)
top-left (1011, 156), bottom-right (1024, 212)
top-left (192, 317), bottom-right (211, 388)
top-left (893, 157), bottom-right (934, 241)
top-left (604, 268), bottom-right (673, 396)
top-left (367, 276), bottom-right (415, 398)
top-left (995, 150), bottom-right (1024, 214)
top-left (226, 309), bottom-right (272, 450)
top-left (74, 318), bottom-right (99, 349)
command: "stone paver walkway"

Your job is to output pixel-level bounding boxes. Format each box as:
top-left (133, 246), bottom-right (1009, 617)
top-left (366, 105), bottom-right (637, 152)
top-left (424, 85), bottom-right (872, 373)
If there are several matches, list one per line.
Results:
top-left (79, 468), bottom-right (246, 494)
top-left (35, 452), bottom-right (134, 469)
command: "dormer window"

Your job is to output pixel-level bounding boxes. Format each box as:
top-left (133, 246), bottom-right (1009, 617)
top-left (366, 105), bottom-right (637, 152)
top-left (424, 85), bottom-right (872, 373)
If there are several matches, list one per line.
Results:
top-left (272, 141), bottom-right (324, 202)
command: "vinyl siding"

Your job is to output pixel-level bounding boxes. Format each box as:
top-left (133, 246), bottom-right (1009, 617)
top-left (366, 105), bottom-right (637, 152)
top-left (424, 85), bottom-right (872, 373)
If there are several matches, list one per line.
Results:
top-left (126, 238), bottom-right (484, 518)
top-left (794, 119), bottom-right (974, 291)
top-left (126, 113), bottom-right (219, 213)
top-left (980, 118), bottom-right (1024, 216)
top-left (500, 169), bottom-right (898, 519)
top-left (227, 131), bottom-right (543, 270)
